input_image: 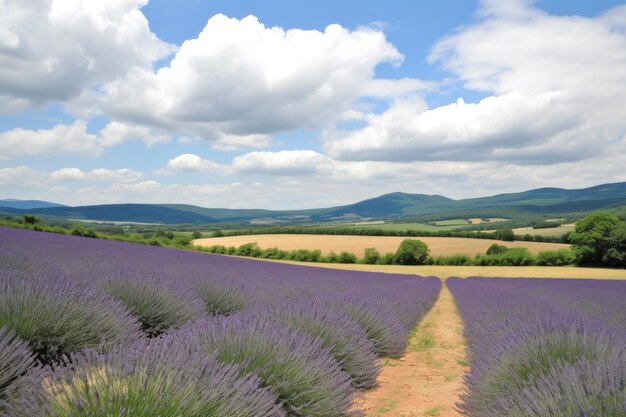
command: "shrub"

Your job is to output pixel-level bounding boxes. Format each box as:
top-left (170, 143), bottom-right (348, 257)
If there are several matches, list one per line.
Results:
top-left (210, 245), bottom-right (227, 254)
top-left (260, 247), bottom-right (290, 259)
top-left (235, 242), bottom-right (262, 257)
top-left (172, 235), bottom-right (192, 247)
top-left (337, 251), bottom-right (357, 264)
top-left (256, 301), bottom-right (380, 389)
top-left (394, 239), bottom-right (429, 265)
top-left (7, 337), bottom-right (284, 417)
top-left (155, 230), bottom-right (175, 240)
top-left (486, 243), bottom-right (508, 255)
top-left (536, 249), bottom-right (576, 266)
top-left (362, 247), bottom-right (380, 264)
top-left (0, 328), bottom-right (35, 403)
top-left (475, 247), bottom-right (535, 266)
top-left (70, 228), bottom-right (98, 238)
top-left (193, 279), bottom-right (252, 316)
top-left (0, 272), bottom-right (140, 365)
top-left (289, 249), bottom-right (322, 262)
top-left (101, 274), bottom-right (205, 337)
top-left (184, 315), bottom-right (354, 417)
top-left (431, 254), bottom-right (473, 265)
top-left (377, 252), bottom-right (396, 265)
top-left (325, 251), bottom-right (338, 263)
top-left (191, 231), bottom-right (202, 239)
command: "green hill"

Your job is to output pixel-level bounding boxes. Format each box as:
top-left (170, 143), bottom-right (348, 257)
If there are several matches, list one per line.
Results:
top-left (0, 199), bottom-right (66, 210)
top-left (2, 182), bottom-right (625, 225)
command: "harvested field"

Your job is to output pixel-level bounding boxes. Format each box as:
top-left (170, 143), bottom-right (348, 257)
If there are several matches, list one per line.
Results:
top-left (194, 234), bottom-right (569, 257)
top-left (511, 223), bottom-right (575, 236)
top-left (247, 259), bottom-right (626, 280)
top-left (351, 222), bottom-right (461, 232)
top-left (468, 217), bottom-right (508, 224)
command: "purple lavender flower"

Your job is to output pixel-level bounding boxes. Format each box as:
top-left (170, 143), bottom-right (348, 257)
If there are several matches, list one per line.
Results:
top-left (250, 300), bottom-right (380, 389)
top-left (0, 328), bottom-right (36, 404)
top-left (0, 270), bottom-right (141, 365)
top-left (448, 277), bottom-right (626, 416)
top-left (4, 335), bottom-right (285, 417)
top-left (178, 315), bottom-right (356, 417)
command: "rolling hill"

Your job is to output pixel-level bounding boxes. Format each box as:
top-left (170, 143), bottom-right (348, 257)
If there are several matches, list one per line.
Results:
top-left (2, 182), bottom-right (625, 225)
top-left (0, 199), bottom-right (66, 210)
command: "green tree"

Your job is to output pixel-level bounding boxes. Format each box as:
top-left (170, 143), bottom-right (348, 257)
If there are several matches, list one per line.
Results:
top-left (494, 228), bottom-right (515, 242)
top-left (394, 239), bottom-right (430, 265)
top-left (191, 231), bottom-right (202, 239)
top-left (603, 222), bottom-right (626, 267)
top-left (486, 243), bottom-right (508, 255)
top-left (569, 212), bottom-right (622, 265)
top-left (23, 215), bottom-right (39, 224)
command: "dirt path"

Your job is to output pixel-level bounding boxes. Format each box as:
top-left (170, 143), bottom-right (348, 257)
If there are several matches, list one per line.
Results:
top-left (353, 284), bottom-right (469, 417)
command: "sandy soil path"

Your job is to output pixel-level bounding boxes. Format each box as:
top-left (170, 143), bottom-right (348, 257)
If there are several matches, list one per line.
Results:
top-left (353, 284), bottom-right (468, 417)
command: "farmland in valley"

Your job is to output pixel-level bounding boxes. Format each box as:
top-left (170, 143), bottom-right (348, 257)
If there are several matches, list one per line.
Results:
top-left (194, 234), bottom-right (569, 257)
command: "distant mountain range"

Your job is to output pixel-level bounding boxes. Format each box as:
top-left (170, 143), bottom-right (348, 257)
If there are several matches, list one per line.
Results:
top-left (0, 199), bottom-right (67, 210)
top-left (2, 182), bottom-right (626, 225)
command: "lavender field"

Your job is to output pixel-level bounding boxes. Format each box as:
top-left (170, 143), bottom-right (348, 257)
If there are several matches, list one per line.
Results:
top-left (0, 227), bottom-right (440, 416)
top-left (448, 277), bottom-right (626, 417)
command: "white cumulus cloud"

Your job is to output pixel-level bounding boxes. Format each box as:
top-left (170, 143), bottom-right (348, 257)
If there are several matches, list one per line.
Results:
top-left (94, 14), bottom-right (402, 147)
top-left (49, 167), bottom-right (143, 182)
top-left (0, 0), bottom-right (173, 111)
top-left (325, 2), bottom-right (626, 165)
top-left (0, 120), bottom-right (102, 157)
top-left (157, 154), bottom-right (224, 176)
top-left (232, 150), bottom-right (333, 175)
top-left (99, 122), bottom-right (170, 147)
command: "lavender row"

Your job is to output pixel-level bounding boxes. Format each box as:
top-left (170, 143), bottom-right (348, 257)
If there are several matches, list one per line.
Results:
top-left (448, 277), bottom-right (626, 417)
top-left (0, 226), bottom-right (440, 416)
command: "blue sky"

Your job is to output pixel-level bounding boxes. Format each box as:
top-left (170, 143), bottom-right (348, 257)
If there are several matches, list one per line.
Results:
top-left (1, 0), bottom-right (625, 208)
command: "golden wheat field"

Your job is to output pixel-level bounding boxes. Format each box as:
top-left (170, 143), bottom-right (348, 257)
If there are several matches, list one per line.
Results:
top-left (194, 234), bottom-right (569, 257)
top-left (249, 259), bottom-right (626, 280)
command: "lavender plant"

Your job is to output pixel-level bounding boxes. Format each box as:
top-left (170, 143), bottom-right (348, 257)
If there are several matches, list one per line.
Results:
top-left (0, 271), bottom-right (140, 365)
top-left (180, 315), bottom-right (356, 417)
top-left (324, 296), bottom-right (407, 358)
top-left (100, 271), bottom-right (205, 336)
top-left (5, 336), bottom-right (285, 417)
top-left (500, 355), bottom-right (626, 417)
top-left (193, 277), bottom-right (253, 316)
top-left (0, 328), bottom-right (35, 403)
top-left (448, 277), bottom-right (626, 417)
top-left (252, 301), bottom-right (380, 389)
